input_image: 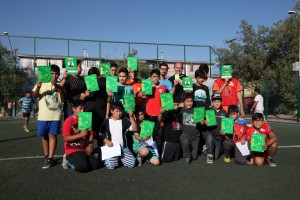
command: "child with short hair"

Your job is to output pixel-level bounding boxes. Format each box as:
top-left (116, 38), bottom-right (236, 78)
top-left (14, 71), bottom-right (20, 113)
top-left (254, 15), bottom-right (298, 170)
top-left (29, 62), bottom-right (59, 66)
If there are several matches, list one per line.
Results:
top-left (100, 102), bottom-right (137, 169)
top-left (202, 93), bottom-right (228, 163)
top-left (17, 90), bottom-right (36, 132)
top-left (193, 69), bottom-right (210, 108)
top-left (246, 113), bottom-right (278, 167)
top-left (32, 64), bottom-right (64, 169)
top-left (180, 92), bottom-right (200, 165)
top-left (62, 100), bottom-right (100, 172)
top-left (222, 105), bottom-right (248, 165)
top-left (159, 97), bottom-right (183, 163)
top-left (132, 107), bottom-right (160, 166)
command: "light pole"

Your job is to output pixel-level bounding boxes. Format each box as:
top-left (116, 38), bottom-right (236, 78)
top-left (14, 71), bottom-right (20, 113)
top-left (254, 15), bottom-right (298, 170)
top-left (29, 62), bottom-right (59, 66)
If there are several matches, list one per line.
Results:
top-left (287, 10), bottom-right (300, 122)
top-left (3, 32), bottom-right (15, 69)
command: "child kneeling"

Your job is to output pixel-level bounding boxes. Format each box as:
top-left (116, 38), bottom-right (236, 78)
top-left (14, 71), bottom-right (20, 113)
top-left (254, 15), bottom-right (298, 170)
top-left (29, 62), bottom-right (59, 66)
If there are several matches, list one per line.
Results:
top-left (62, 100), bottom-right (101, 173)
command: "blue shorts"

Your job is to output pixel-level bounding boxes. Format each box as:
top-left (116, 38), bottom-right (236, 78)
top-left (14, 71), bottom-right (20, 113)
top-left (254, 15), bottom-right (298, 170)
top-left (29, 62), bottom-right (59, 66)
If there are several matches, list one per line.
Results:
top-left (37, 121), bottom-right (61, 137)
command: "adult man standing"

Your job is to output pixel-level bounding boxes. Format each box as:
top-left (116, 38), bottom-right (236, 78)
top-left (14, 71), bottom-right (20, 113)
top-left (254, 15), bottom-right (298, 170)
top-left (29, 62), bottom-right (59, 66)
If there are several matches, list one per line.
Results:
top-left (168, 62), bottom-right (186, 99)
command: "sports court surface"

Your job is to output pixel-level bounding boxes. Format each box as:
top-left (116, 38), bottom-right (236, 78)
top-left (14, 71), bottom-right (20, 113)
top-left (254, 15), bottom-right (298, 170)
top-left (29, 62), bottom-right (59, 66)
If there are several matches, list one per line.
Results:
top-left (0, 118), bottom-right (300, 200)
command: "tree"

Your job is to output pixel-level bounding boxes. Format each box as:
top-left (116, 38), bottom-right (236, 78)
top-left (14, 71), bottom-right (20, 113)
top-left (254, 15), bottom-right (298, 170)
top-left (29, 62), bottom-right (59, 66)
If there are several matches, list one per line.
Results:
top-left (215, 14), bottom-right (299, 114)
top-left (0, 44), bottom-right (33, 106)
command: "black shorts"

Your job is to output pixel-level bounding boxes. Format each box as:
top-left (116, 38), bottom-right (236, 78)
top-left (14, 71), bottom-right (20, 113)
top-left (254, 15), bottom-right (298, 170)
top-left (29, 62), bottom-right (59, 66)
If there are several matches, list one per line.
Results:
top-left (23, 113), bottom-right (31, 118)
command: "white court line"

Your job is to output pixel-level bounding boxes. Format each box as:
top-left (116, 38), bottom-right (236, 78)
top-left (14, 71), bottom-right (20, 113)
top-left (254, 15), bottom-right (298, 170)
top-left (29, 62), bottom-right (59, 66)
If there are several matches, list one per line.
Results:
top-left (1, 146), bottom-right (300, 161)
top-left (0, 155), bottom-right (63, 161)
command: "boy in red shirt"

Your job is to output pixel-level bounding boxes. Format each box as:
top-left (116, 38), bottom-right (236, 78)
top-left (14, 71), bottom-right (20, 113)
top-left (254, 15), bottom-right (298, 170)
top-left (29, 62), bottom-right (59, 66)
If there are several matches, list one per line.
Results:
top-left (246, 113), bottom-right (278, 167)
top-left (62, 100), bottom-right (101, 172)
top-left (222, 105), bottom-right (248, 165)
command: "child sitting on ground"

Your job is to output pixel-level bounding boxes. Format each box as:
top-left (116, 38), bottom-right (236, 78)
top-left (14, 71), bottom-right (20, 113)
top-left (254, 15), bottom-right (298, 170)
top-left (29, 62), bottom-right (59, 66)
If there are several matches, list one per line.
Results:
top-left (222, 105), bottom-right (248, 165)
top-left (132, 107), bottom-right (160, 166)
top-left (62, 100), bottom-right (101, 173)
top-left (158, 97), bottom-right (183, 163)
top-left (246, 113), bottom-right (278, 167)
top-left (100, 102), bottom-right (137, 169)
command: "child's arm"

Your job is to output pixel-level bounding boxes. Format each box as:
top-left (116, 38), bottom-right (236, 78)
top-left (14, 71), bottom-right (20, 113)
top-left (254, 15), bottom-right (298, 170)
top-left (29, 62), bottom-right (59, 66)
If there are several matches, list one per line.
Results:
top-left (33, 82), bottom-right (42, 99)
top-left (63, 129), bottom-right (88, 142)
top-left (133, 132), bottom-right (149, 141)
top-left (86, 132), bottom-right (94, 155)
top-left (59, 71), bottom-right (68, 87)
top-left (214, 78), bottom-right (229, 94)
top-left (106, 91), bottom-right (112, 119)
top-left (263, 131), bottom-right (278, 150)
top-left (158, 108), bottom-right (166, 122)
top-left (128, 110), bottom-right (138, 133)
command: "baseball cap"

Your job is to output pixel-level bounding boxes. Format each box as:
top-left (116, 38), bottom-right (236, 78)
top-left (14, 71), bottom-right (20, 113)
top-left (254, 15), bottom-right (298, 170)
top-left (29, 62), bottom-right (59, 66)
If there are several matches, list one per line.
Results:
top-left (211, 93), bottom-right (222, 101)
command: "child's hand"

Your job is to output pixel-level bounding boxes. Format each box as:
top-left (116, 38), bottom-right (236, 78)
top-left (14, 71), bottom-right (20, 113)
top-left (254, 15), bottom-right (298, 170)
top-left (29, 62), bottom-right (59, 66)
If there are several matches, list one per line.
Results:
top-left (200, 120), bottom-right (205, 125)
top-left (36, 81), bottom-right (42, 88)
top-left (262, 143), bottom-right (268, 150)
top-left (128, 110), bottom-right (134, 118)
top-left (105, 140), bottom-right (113, 147)
top-left (80, 129), bottom-right (88, 137)
top-left (204, 120), bottom-right (208, 126)
top-left (220, 130), bottom-right (225, 136)
top-left (107, 90), bottom-right (113, 96)
top-left (86, 145), bottom-right (93, 155)
top-left (174, 79), bottom-right (180, 86)
top-left (63, 71), bottom-right (69, 78)
top-left (241, 139), bottom-right (246, 145)
top-left (85, 90), bottom-right (90, 97)
top-left (142, 136), bottom-right (149, 141)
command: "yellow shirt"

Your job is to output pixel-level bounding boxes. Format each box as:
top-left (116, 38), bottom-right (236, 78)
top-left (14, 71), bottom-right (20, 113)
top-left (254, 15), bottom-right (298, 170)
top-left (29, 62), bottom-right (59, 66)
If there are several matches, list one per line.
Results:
top-left (33, 82), bottom-right (62, 121)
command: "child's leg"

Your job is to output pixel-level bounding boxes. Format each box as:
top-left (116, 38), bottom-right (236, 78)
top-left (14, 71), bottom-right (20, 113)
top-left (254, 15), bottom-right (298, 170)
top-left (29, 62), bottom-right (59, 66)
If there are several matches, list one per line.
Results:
top-left (42, 134), bottom-right (49, 157)
top-left (67, 151), bottom-right (91, 173)
top-left (180, 132), bottom-right (192, 158)
top-left (234, 146), bottom-right (247, 165)
top-left (146, 147), bottom-right (160, 166)
top-left (253, 156), bottom-right (264, 166)
top-left (191, 135), bottom-right (200, 160)
top-left (202, 131), bottom-right (214, 157)
top-left (120, 148), bottom-right (136, 168)
top-left (48, 134), bottom-right (57, 159)
top-left (138, 147), bottom-right (149, 157)
top-left (88, 154), bottom-right (102, 170)
top-left (161, 141), bottom-right (181, 163)
top-left (104, 157), bottom-right (119, 170)
top-left (223, 138), bottom-right (235, 158)
top-left (214, 139), bottom-right (223, 159)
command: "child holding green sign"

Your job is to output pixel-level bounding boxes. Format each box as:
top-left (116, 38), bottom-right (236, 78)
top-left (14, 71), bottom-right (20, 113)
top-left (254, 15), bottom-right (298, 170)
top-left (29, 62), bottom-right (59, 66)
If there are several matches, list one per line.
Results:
top-left (246, 113), bottom-right (278, 167)
top-left (221, 105), bottom-right (248, 165)
top-left (62, 100), bottom-right (101, 173)
top-left (100, 102), bottom-right (138, 169)
top-left (202, 93), bottom-right (228, 163)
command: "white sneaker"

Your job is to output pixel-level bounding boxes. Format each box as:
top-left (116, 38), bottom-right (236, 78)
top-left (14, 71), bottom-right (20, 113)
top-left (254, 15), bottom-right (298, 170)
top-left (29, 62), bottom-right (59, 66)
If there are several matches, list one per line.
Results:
top-left (136, 155), bottom-right (142, 167)
top-left (62, 154), bottom-right (69, 169)
top-left (206, 155), bottom-right (214, 164)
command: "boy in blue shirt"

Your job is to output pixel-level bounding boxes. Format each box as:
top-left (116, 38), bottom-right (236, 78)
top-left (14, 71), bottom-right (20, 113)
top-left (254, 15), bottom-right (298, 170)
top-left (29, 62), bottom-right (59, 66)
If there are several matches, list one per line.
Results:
top-left (18, 91), bottom-right (36, 132)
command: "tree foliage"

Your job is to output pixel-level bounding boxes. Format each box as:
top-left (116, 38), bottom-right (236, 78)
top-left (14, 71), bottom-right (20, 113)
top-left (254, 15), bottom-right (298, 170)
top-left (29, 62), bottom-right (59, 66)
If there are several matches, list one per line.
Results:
top-left (215, 9), bottom-right (300, 114)
top-left (0, 44), bottom-right (33, 105)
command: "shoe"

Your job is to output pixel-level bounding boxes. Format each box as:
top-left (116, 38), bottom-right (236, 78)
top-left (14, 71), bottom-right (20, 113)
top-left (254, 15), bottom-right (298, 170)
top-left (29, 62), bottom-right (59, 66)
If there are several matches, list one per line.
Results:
top-left (136, 155), bottom-right (142, 167)
top-left (184, 157), bottom-right (192, 165)
top-left (25, 128), bottom-right (30, 133)
top-left (224, 156), bottom-right (231, 163)
top-left (207, 155), bottom-right (214, 164)
top-left (62, 154), bottom-right (69, 169)
top-left (42, 157), bottom-right (54, 169)
top-left (267, 157), bottom-right (277, 167)
top-left (202, 145), bottom-right (207, 156)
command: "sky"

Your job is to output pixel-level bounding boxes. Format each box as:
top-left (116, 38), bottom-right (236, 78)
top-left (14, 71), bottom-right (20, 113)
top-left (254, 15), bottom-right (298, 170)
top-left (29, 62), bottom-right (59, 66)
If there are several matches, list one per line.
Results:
top-left (0, 0), bottom-right (298, 63)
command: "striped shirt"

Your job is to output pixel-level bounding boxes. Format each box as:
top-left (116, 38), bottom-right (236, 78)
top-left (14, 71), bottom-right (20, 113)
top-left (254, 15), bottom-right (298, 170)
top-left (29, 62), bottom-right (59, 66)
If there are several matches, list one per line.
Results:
top-left (19, 97), bottom-right (34, 113)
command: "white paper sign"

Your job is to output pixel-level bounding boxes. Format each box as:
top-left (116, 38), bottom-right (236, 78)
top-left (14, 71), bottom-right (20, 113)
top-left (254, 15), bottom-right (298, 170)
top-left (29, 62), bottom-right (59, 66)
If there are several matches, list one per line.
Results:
top-left (100, 144), bottom-right (121, 160)
top-left (236, 141), bottom-right (250, 156)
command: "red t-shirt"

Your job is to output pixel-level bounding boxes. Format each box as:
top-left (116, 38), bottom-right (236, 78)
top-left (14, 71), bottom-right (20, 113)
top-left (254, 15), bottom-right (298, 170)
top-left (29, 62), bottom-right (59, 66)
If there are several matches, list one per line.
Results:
top-left (62, 116), bottom-right (94, 156)
top-left (213, 77), bottom-right (242, 106)
top-left (146, 85), bottom-right (166, 116)
top-left (246, 123), bottom-right (272, 143)
top-left (230, 123), bottom-right (248, 143)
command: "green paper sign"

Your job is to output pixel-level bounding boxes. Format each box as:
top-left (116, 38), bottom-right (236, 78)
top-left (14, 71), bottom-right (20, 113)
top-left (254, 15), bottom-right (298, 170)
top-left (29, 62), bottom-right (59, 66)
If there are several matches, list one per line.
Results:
top-left (221, 117), bottom-right (234, 134)
top-left (221, 64), bottom-right (232, 79)
top-left (182, 77), bottom-right (193, 92)
top-left (194, 107), bottom-right (205, 123)
top-left (127, 56), bottom-right (138, 71)
top-left (100, 63), bottom-right (111, 77)
top-left (206, 109), bottom-right (217, 126)
top-left (250, 134), bottom-right (266, 152)
top-left (106, 76), bottom-right (118, 92)
top-left (140, 120), bottom-right (155, 138)
top-left (142, 79), bottom-right (153, 95)
top-left (160, 93), bottom-right (174, 111)
top-left (65, 57), bottom-right (78, 75)
top-left (78, 112), bottom-right (92, 131)
top-left (38, 66), bottom-right (52, 83)
top-left (175, 74), bottom-right (180, 80)
top-left (84, 74), bottom-right (99, 92)
top-left (124, 94), bottom-right (135, 112)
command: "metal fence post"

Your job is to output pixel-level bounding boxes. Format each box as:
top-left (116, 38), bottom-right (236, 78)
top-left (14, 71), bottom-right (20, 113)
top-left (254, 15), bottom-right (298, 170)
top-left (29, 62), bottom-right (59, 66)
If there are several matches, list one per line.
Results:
top-left (265, 80), bottom-right (269, 118)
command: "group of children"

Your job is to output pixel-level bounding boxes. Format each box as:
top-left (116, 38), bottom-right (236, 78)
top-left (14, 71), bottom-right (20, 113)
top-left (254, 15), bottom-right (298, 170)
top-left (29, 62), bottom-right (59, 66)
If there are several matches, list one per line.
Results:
top-left (32, 62), bottom-right (278, 172)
